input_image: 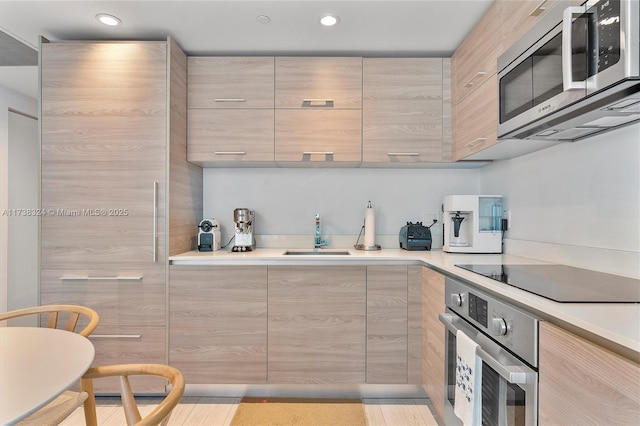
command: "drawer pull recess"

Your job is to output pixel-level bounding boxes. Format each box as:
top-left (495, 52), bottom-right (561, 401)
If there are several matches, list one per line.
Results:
top-left (464, 71), bottom-right (486, 88)
top-left (214, 151), bottom-right (247, 155)
top-left (302, 99), bottom-right (334, 107)
top-left (465, 137), bottom-right (487, 148)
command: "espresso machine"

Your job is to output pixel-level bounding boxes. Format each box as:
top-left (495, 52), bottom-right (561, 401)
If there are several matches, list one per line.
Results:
top-left (443, 195), bottom-right (503, 253)
top-left (197, 218), bottom-right (221, 252)
top-left (232, 208), bottom-right (255, 252)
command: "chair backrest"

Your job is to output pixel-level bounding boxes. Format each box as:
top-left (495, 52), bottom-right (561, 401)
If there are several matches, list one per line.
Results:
top-left (81, 363), bottom-right (185, 426)
top-left (0, 304), bottom-right (100, 337)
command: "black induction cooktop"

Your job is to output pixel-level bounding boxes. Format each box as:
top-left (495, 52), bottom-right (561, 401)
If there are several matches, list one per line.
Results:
top-left (455, 264), bottom-right (640, 303)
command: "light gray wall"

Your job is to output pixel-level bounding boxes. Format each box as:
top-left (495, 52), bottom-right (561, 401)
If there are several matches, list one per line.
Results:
top-left (203, 167), bottom-right (482, 245)
top-left (0, 85), bottom-right (38, 314)
top-left (480, 123), bottom-right (640, 251)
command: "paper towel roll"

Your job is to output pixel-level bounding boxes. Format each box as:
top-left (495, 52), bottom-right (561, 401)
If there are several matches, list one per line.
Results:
top-left (364, 201), bottom-right (375, 247)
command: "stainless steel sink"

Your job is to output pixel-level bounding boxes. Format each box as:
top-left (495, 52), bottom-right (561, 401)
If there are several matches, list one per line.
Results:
top-left (283, 249), bottom-right (351, 256)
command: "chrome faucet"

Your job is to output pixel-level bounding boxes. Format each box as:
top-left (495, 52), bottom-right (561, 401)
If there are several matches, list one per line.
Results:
top-left (314, 214), bottom-right (328, 249)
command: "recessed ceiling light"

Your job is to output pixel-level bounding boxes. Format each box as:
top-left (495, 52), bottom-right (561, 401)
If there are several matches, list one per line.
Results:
top-left (319, 15), bottom-right (339, 26)
top-left (256, 15), bottom-right (271, 24)
top-left (96, 13), bottom-right (122, 26)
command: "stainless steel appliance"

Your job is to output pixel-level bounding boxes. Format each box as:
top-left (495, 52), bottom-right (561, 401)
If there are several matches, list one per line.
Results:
top-left (443, 195), bottom-right (503, 253)
top-left (456, 263), bottom-right (640, 303)
top-left (498, 0), bottom-right (640, 141)
top-left (232, 208), bottom-right (255, 252)
top-left (440, 277), bottom-right (539, 426)
top-left (197, 218), bottom-right (221, 252)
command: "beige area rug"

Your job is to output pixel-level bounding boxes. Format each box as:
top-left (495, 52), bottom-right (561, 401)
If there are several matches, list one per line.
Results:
top-left (230, 397), bottom-right (367, 426)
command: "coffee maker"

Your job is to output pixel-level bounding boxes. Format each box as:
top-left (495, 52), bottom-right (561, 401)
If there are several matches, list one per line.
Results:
top-left (232, 208), bottom-right (255, 252)
top-left (198, 218), bottom-right (221, 252)
top-left (443, 195), bottom-right (503, 253)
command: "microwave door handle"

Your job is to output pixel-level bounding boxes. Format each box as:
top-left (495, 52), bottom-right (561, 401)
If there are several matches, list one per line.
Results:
top-left (439, 313), bottom-right (534, 385)
top-left (562, 5), bottom-right (587, 91)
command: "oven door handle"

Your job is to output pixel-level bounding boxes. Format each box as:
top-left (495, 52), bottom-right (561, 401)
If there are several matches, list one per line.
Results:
top-left (439, 313), bottom-right (534, 385)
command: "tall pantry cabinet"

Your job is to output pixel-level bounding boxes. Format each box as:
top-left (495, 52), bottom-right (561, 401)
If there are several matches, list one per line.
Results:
top-left (39, 38), bottom-right (202, 392)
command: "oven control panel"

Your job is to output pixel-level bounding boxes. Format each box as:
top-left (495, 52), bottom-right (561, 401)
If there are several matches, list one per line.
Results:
top-left (444, 276), bottom-right (539, 367)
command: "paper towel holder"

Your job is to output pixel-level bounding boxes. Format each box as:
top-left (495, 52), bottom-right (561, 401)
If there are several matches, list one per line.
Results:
top-left (354, 201), bottom-right (381, 251)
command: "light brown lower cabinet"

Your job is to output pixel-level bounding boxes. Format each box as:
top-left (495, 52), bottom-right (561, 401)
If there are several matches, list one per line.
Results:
top-left (268, 266), bottom-right (367, 384)
top-left (539, 321), bottom-right (640, 425)
top-left (422, 267), bottom-right (446, 421)
top-left (366, 265), bottom-right (422, 384)
top-left (169, 265), bottom-right (268, 384)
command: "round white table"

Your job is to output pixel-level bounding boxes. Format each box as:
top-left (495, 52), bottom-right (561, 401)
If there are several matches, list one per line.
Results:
top-left (0, 327), bottom-right (95, 425)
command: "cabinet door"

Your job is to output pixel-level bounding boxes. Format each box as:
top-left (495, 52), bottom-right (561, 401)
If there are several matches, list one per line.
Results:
top-left (452, 76), bottom-right (499, 161)
top-left (451, 1), bottom-right (502, 104)
top-left (268, 266), bottom-right (366, 384)
top-left (539, 322), bottom-right (640, 425)
top-left (275, 109), bottom-right (362, 163)
top-left (422, 267), bottom-right (446, 421)
top-left (187, 109), bottom-right (275, 164)
top-left (188, 57), bottom-right (274, 108)
top-left (41, 41), bottom-right (167, 269)
top-left (366, 265), bottom-right (408, 384)
top-left (363, 58), bottom-right (445, 163)
top-left (275, 57), bottom-right (362, 109)
top-left (169, 266), bottom-right (268, 384)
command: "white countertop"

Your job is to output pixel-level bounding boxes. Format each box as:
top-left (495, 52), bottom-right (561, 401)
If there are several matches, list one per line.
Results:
top-left (170, 248), bottom-right (640, 360)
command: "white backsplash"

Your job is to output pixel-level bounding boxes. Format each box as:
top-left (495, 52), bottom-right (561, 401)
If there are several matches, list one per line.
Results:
top-left (480, 123), bottom-right (640, 277)
top-left (203, 167), bottom-right (481, 249)
top-left (202, 123), bottom-right (640, 275)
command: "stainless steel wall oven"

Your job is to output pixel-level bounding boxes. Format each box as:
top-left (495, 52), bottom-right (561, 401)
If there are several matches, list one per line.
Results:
top-left (439, 277), bottom-right (540, 426)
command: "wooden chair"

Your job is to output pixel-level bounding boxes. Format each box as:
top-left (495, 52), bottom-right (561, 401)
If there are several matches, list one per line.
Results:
top-left (0, 304), bottom-right (100, 337)
top-left (81, 363), bottom-right (185, 426)
top-left (0, 304), bottom-right (100, 426)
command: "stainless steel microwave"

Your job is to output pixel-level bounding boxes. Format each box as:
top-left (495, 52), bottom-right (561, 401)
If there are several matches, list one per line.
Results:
top-left (498, 0), bottom-right (640, 141)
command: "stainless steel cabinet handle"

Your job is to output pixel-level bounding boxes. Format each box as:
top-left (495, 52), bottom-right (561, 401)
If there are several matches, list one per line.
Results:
top-left (387, 152), bottom-right (420, 156)
top-left (302, 99), bottom-right (334, 107)
top-left (529, 0), bottom-right (548, 16)
top-left (152, 181), bottom-right (158, 263)
top-left (464, 71), bottom-right (486, 88)
top-left (90, 334), bottom-right (142, 339)
top-left (562, 6), bottom-right (587, 91)
top-left (465, 137), bottom-right (487, 148)
top-left (214, 151), bottom-right (247, 155)
top-left (214, 98), bottom-right (246, 102)
top-left (438, 313), bottom-right (534, 385)
top-left (303, 151), bottom-right (334, 155)
top-left (60, 276), bottom-right (143, 281)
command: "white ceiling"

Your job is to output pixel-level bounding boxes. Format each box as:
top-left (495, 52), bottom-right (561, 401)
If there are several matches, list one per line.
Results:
top-left (0, 0), bottom-right (494, 99)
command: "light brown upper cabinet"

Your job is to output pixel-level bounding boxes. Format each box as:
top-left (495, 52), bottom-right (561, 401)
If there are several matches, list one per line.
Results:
top-left (275, 57), bottom-right (362, 109)
top-left (274, 57), bottom-right (363, 163)
top-left (187, 57), bottom-right (275, 165)
top-left (363, 58), bottom-right (450, 163)
top-left (451, 1), bottom-right (502, 105)
top-left (188, 57), bottom-right (274, 108)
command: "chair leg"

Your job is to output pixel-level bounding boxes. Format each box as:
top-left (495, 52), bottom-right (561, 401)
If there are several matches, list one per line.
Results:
top-left (81, 377), bottom-right (98, 426)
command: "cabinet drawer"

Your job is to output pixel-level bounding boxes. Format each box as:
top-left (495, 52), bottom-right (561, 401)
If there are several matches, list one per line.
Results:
top-left (452, 76), bottom-right (499, 161)
top-left (275, 57), bottom-right (362, 109)
top-left (188, 57), bottom-right (274, 108)
top-left (40, 268), bottom-right (166, 327)
top-left (187, 109), bottom-right (274, 163)
top-left (452, 1), bottom-right (502, 104)
top-left (88, 325), bottom-right (166, 394)
top-left (275, 109), bottom-right (362, 163)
